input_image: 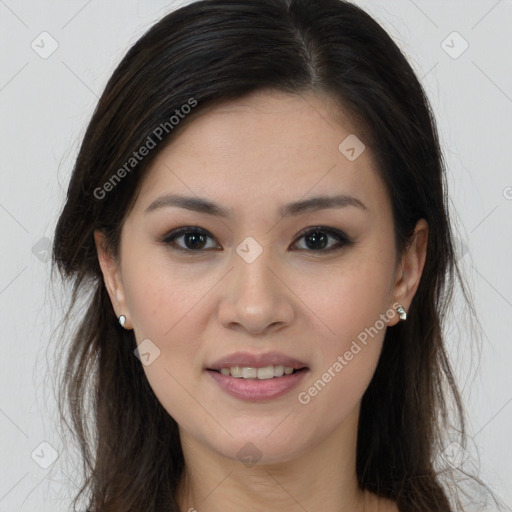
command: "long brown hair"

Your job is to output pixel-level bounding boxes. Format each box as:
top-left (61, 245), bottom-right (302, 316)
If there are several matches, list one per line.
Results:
top-left (51, 0), bottom-right (486, 510)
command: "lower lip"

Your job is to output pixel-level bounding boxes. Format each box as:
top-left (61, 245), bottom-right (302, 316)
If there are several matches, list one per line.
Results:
top-left (206, 368), bottom-right (309, 401)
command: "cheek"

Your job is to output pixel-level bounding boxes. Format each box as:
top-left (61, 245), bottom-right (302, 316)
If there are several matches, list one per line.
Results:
top-left (307, 245), bottom-right (395, 343)
top-left (295, 248), bottom-right (394, 418)
top-left (121, 258), bottom-right (216, 425)
top-left (298, 291), bottom-right (389, 433)
top-left (123, 252), bottom-right (214, 342)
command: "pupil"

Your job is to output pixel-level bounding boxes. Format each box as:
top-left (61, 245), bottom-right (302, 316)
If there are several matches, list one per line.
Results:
top-left (306, 231), bottom-right (327, 250)
top-left (186, 232), bottom-right (206, 249)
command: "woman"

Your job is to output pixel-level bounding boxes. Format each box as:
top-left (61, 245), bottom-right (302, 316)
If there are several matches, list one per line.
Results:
top-left (51, 0), bottom-right (489, 510)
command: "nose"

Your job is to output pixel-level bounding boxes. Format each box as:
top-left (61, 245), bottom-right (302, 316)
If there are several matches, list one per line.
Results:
top-left (216, 242), bottom-right (295, 336)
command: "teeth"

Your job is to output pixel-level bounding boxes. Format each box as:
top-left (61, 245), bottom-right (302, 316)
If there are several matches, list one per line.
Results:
top-left (218, 365), bottom-right (298, 379)
top-left (257, 366), bottom-right (274, 380)
top-left (242, 367), bottom-right (258, 379)
top-left (273, 365), bottom-right (284, 377)
top-left (230, 366), bottom-right (243, 378)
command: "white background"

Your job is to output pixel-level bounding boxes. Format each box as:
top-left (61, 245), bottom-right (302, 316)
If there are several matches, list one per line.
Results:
top-left (0, 0), bottom-right (511, 510)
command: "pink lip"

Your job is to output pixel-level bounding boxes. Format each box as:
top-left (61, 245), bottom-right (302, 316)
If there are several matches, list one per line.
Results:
top-left (206, 351), bottom-right (309, 371)
top-left (207, 368), bottom-right (309, 401)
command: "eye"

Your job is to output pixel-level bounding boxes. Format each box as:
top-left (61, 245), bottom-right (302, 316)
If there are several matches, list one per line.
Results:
top-left (160, 226), bottom-right (220, 252)
top-left (160, 226), bottom-right (352, 254)
top-left (291, 226), bottom-right (352, 253)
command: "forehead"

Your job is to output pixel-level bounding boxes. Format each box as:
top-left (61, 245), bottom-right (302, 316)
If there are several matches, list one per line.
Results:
top-left (133, 90), bottom-right (389, 218)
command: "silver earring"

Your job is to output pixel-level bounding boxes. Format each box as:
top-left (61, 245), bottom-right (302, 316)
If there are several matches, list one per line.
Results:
top-left (397, 305), bottom-right (407, 321)
top-left (118, 315), bottom-right (127, 328)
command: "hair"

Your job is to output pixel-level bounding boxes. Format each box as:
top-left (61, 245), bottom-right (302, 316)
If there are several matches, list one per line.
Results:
top-left (51, 0), bottom-right (487, 510)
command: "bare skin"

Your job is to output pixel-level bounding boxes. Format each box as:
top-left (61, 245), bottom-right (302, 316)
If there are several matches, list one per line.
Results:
top-left (95, 89), bottom-right (427, 512)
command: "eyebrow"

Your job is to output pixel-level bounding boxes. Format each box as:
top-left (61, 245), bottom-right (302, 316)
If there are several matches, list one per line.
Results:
top-left (144, 193), bottom-right (367, 218)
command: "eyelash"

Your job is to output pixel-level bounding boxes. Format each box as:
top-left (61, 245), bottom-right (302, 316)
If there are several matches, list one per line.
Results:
top-left (159, 226), bottom-right (352, 255)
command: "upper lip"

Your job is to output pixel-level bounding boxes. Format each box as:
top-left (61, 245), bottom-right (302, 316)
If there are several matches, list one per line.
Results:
top-left (206, 351), bottom-right (309, 370)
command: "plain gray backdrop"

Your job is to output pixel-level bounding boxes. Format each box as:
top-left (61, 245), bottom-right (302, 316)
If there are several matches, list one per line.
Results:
top-left (0, 0), bottom-right (511, 510)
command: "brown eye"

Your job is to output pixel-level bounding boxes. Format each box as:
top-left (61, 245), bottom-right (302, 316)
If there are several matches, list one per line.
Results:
top-left (161, 227), bottom-right (220, 252)
top-left (292, 227), bottom-right (352, 253)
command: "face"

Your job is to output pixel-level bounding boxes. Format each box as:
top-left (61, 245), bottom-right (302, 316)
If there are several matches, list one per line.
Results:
top-left (95, 90), bottom-right (427, 465)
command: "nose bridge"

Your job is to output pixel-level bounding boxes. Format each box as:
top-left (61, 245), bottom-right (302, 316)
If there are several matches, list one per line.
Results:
top-left (233, 234), bottom-right (279, 302)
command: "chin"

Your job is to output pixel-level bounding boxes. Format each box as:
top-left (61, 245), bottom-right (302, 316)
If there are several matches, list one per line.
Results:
top-left (199, 424), bottom-right (313, 466)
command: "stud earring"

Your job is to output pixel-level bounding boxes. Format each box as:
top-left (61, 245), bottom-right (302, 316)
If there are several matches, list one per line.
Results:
top-left (396, 305), bottom-right (407, 321)
top-left (118, 315), bottom-right (127, 328)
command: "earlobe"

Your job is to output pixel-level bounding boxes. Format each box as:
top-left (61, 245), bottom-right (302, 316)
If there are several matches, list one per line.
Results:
top-left (389, 219), bottom-right (429, 325)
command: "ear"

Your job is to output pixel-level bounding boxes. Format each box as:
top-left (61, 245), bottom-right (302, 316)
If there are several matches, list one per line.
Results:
top-left (387, 219), bottom-right (428, 326)
top-left (94, 230), bottom-right (132, 329)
